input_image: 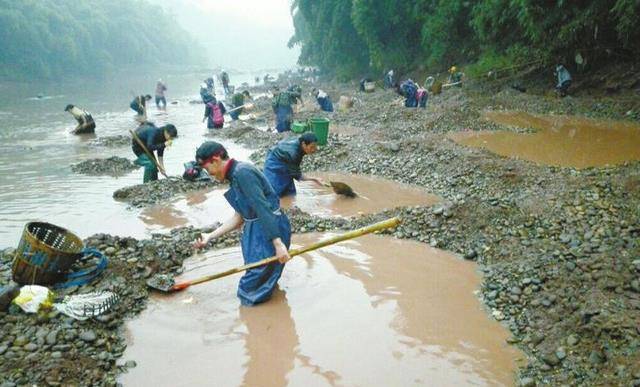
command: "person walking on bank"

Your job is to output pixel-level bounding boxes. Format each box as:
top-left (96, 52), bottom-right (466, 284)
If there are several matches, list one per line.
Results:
top-left (155, 79), bottom-right (167, 110)
top-left (131, 122), bottom-right (178, 183)
top-left (130, 94), bottom-right (152, 122)
top-left (193, 141), bottom-right (292, 306)
top-left (203, 96), bottom-right (226, 129)
top-left (263, 133), bottom-right (323, 197)
top-left (65, 104), bottom-right (96, 134)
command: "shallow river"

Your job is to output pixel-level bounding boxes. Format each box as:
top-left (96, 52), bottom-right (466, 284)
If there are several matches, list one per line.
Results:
top-left (120, 234), bottom-right (523, 386)
top-left (0, 70), bottom-right (260, 247)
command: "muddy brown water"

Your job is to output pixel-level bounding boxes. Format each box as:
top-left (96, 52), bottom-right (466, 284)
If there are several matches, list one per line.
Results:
top-left (119, 233), bottom-right (523, 386)
top-left (281, 172), bottom-right (442, 218)
top-left (137, 171), bottom-right (440, 232)
top-left (449, 110), bottom-right (640, 168)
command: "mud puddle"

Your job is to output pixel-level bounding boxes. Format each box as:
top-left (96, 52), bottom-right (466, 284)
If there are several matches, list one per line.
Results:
top-left (281, 172), bottom-right (441, 218)
top-left (449, 110), bottom-right (640, 168)
top-left (120, 233), bottom-right (522, 386)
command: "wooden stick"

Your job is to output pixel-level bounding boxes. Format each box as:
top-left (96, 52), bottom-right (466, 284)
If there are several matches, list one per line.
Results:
top-left (226, 103), bottom-right (254, 113)
top-left (129, 129), bottom-right (168, 178)
top-left (171, 217), bottom-right (401, 291)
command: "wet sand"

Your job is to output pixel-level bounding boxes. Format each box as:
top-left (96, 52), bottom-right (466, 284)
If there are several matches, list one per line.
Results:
top-left (281, 172), bottom-right (442, 218)
top-left (449, 110), bottom-right (640, 168)
top-left (119, 234), bottom-right (522, 386)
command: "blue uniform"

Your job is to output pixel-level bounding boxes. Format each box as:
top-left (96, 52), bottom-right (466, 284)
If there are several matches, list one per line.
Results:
top-left (224, 160), bottom-right (292, 306)
top-left (263, 137), bottom-right (304, 197)
top-left (400, 80), bottom-right (418, 108)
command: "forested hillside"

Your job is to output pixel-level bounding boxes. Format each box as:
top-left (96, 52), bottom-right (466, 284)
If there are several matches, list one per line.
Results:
top-left (289, 0), bottom-right (640, 79)
top-left (0, 0), bottom-right (202, 79)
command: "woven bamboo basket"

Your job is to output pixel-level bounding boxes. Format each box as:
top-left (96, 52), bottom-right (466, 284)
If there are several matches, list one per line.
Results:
top-left (12, 222), bottom-right (84, 285)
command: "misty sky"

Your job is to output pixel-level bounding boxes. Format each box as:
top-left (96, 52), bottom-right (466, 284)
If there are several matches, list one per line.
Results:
top-left (150, 0), bottom-right (300, 71)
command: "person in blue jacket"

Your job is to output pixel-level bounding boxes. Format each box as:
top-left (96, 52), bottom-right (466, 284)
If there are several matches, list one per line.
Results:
top-left (263, 133), bottom-right (323, 197)
top-left (193, 141), bottom-right (292, 306)
top-left (312, 88), bottom-right (334, 112)
top-left (399, 79), bottom-right (418, 107)
top-left (131, 122), bottom-right (178, 183)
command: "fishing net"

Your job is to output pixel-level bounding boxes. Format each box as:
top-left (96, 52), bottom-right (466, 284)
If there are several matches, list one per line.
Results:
top-left (53, 291), bottom-right (119, 320)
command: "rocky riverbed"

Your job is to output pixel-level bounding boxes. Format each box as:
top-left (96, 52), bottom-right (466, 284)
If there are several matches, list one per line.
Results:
top-left (1, 75), bottom-right (639, 386)
top-left (89, 135), bottom-right (131, 148)
top-left (71, 157), bottom-right (139, 177)
top-left (113, 177), bottom-right (219, 208)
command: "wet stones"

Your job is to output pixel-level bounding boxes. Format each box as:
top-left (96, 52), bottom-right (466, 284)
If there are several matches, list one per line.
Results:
top-left (72, 156), bottom-right (139, 176)
top-left (79, 330), bottom-right (97, 342)
top-left (89, 135), bottom-right (131, 148)
top-left (113, 177), bottom-right (218, 208)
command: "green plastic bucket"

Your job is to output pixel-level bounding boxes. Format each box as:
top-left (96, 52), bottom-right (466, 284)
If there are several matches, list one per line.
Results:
top-left (291, 121), bottom-right (308, 133)
top-left (308, 118), bottom-right (329, 145)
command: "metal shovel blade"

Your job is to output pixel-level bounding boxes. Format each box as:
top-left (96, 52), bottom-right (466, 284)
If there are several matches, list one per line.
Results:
top-left (146, 274), bottom-right (176, 292)
top-left (330, 181), bottom-right (357, 198)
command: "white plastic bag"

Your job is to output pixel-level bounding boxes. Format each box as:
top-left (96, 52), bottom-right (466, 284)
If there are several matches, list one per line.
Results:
top-left (13, 285), bottom-right (54, 313)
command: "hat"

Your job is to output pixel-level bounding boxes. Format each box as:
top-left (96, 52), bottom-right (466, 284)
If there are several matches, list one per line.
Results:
top-left (196, 141), bottom-right (227, 164)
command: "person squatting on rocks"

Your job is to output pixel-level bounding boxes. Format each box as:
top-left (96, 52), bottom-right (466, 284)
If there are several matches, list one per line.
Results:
top-left (230, 90), bottom-right (251, 121)
top-left (398, 79), bottom-right (420, 108)
top-left (221, 71), bottom-right (230, 94)
top-left (554, 64), bottom-right (572, 97)
top-left (130, 94), bottom-right (152, 122)
top-left (448, 66), bottom-right (464, 86)
top-left (193, 141), bottom-right (292, 306)
top-left (65, 104), bottom-right (96, 134)
top-left (416, 85), bottom-right (428, 108)
top-left (312, 88), bottom-right (334, 112)
top-left (203, 96), bottom-right (226, 129)
top-left (155, 79), bottom-right (167, 110)
top-left (271, 86), bottom-right (301, 132)
top-left (131, 123), bottom-right (178, 183)
top-left (263, 133), bottom-right (323, 197)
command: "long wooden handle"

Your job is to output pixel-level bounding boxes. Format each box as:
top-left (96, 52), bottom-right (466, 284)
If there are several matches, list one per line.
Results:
top-left (172, 217), bottom-right (401, 290)
top-left (227, 103), bottom-right (254, 113)
top-left (129, 129), bottom-right (168, 178)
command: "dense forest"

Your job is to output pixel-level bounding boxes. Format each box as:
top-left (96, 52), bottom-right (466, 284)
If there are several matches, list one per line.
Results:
top-left (0, 0), bottom-right (202, 79)
top-left (289, 0), bottom-right (640, 80)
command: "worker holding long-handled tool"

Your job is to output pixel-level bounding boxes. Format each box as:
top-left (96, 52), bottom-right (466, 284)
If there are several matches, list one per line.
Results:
top-left (193, 141), bottom-right (292, 306)
top-left (130, 123), bottom-right (178, 183)
top-left (263, 133), bottom-right (325, 197)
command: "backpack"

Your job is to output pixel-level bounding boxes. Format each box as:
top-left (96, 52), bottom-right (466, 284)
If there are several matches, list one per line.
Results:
top-left (209, 102), bottom-right (224, 126)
